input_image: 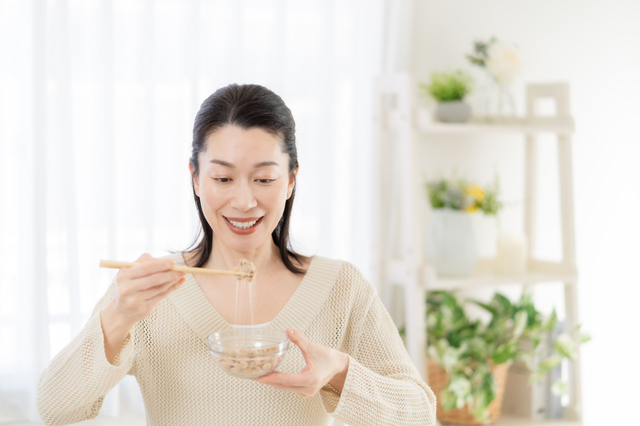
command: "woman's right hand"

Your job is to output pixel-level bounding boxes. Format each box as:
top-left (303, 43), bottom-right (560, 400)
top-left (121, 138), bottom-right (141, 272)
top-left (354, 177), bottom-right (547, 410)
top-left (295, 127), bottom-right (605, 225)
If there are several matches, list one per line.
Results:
top-left (100, 254), bottom-right (185, 364)
top-left (110, 253), bottom-right (186, 325)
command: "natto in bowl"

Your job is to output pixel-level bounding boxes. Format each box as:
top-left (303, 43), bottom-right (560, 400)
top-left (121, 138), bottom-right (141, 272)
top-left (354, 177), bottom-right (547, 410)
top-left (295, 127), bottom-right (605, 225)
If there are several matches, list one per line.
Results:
top-left (206, 328), bottom-right (290, 379)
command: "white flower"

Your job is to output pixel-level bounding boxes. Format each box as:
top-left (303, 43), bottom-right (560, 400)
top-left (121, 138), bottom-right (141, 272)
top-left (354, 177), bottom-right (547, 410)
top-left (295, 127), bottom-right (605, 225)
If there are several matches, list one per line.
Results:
top-left (486, 41), bottom-right (521, 84)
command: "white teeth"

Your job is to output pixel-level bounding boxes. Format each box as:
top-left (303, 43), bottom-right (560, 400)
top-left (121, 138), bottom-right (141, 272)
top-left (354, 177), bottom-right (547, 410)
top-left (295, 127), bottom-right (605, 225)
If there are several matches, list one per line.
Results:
top-left (228, 219), bottom-right (258, 229)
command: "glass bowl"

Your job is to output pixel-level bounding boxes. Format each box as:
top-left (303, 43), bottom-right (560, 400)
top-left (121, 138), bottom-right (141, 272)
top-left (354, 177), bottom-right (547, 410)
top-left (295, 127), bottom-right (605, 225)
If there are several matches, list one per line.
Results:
top-left (206, 328), bottom-right (290, 379)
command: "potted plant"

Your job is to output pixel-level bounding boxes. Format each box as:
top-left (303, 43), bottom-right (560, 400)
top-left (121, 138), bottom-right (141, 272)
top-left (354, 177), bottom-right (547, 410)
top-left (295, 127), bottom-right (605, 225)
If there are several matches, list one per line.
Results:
top-left (426, 291), bottom-right (589, 424)
top-left (424, 176), bottom-right (502, 276)
top-left (419, 70), bottom-right (474, 123)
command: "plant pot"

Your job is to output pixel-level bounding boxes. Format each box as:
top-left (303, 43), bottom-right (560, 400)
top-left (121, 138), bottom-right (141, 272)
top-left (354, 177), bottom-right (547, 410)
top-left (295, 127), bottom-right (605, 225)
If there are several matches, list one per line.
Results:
top-left (436, 101), bottom-right (472, 123)
top-left (425, 209), bottom-right (478, 276)
top-left (427, 359), bottom-right (509, 425)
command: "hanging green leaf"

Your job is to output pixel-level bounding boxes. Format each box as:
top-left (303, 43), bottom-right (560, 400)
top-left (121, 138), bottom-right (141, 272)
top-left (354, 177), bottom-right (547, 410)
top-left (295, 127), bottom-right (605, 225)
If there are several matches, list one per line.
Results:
top-left (578, 332), bottom-right (592, 344)
top-left (554, 334), bottom-right (577, 360)
top-left (531, 355), bottom-right (563, 382)
top-left (442, 345), bottom-right (464, 371)
top-left (543, 309), bottom-right (558, 332)
top-left (491, 341), bottom-right (518, 365)
top-left (551, 379), bottom-right (569, 396)
top-left (471, 372), bottom-right (495, 424)
top-left (512, 310), bottom-right (528, 339)
top-left (470, 300), bottom-right (498, 318)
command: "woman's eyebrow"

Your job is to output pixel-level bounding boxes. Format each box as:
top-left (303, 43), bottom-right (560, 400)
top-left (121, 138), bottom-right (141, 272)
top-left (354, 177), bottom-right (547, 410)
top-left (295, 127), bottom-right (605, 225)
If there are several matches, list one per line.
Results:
top-left (254, 161), bottom-right (279, 168)
top-left (209, 159), bottom-right (279, 168)
top-left (210, 159), bottom-right (234, 168)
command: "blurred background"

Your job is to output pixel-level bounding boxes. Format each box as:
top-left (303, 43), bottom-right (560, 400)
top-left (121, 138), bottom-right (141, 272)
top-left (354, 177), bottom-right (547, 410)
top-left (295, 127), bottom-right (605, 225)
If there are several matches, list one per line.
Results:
top-left (0, 1), bottom-right (638, 425)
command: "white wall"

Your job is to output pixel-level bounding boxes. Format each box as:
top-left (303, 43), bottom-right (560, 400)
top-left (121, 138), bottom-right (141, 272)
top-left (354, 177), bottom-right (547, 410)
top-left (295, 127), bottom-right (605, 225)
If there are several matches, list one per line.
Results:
top-left (412, 1), bottom-right (640, 425)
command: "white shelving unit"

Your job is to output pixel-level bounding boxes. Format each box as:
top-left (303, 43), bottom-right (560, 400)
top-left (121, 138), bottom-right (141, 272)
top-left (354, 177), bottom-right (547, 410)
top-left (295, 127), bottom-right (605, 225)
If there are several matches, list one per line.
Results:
top-left (374, 73), bottom-right (583, 424)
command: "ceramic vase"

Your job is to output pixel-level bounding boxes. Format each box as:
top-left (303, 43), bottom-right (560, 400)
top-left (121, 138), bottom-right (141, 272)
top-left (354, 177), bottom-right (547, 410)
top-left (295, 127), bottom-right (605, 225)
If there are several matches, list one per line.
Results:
top-left (425, 209), bottom-right (478, 276)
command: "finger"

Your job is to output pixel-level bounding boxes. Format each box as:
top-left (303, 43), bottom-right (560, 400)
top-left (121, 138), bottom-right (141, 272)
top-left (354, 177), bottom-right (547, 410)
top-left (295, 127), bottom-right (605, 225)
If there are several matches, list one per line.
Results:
top-left (146, 278), bottom-right (185, 306)
top-left (254, 379), bottom-right (308, 393)
top-left (137, 253), bottom-right (154, 262)
top-left (287, 328), bottom-right (310, 351)
top-left (129, 270), bottom-right (185, 293)
top-left (287, 328), bottom-right (314, 368)
top-left (123, 258), bottom-right (177, 281)
top-left (140, 276), bottom-right (184, 300)
top-left (258, 371), bottom-right (311, 387)
top-left (115, 253), bottom-right (152, 282)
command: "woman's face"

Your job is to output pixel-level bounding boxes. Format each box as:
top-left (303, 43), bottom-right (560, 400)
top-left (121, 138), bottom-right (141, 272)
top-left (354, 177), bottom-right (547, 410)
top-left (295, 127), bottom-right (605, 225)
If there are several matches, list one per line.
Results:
top-left (191, 125), bottom-right (295, 255)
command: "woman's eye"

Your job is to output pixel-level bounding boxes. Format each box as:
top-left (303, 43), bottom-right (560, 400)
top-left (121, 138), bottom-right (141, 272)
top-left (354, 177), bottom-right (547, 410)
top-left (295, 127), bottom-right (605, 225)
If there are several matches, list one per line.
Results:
top-left (214, 177), bottom-right (231, 183)
top-left (257, 179), bottom-right (275, 184)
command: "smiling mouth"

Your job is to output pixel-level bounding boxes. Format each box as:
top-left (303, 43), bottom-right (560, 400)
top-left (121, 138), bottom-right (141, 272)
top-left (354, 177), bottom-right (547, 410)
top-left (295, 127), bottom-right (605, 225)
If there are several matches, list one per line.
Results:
top-left (224, 216), bottom-right (263, 230)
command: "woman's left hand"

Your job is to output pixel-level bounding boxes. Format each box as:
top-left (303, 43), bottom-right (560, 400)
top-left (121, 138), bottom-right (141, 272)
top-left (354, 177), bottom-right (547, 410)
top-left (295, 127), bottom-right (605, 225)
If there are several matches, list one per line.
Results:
top-left (255, 328), bottom-right (350, 398)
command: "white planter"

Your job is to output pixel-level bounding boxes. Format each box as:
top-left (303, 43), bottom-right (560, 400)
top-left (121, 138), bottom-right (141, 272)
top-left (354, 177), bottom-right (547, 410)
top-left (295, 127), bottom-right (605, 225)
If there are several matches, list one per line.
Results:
top-left (425, 209), bottom-right (478, 276)
top-left (435, 101), bottom-right (471, 123)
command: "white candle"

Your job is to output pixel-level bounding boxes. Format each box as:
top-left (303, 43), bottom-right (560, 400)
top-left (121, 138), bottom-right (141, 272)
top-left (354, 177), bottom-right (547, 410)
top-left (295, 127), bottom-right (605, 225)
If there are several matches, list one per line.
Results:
top-left (494, 233), bottom-right (527, 275)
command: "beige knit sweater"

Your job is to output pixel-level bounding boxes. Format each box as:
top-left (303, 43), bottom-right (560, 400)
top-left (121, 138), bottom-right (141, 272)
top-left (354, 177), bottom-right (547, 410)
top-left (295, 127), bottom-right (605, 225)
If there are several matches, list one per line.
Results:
top-left (37, 254), bottom-right (436, 426)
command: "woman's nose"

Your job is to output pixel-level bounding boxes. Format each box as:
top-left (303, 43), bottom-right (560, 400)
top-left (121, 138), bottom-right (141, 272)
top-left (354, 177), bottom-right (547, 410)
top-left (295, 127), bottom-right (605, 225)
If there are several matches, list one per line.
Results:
top-left (231, 180), bottom-right (257, 211)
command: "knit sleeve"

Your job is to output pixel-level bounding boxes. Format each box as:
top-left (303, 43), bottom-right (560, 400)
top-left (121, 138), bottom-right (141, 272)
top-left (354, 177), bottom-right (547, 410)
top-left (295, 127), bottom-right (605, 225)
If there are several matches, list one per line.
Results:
top-left (322, 267), bottom-right (437, 426)
top-left (36, 281), bottom-right (136, 426)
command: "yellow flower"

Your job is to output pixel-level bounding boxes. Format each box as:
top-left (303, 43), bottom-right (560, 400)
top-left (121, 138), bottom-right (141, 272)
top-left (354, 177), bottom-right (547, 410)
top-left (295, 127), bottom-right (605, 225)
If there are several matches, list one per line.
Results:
top-left (465, 184), bottom-right (485, 203)
top-left (464, 204), bottom-right (478, 213)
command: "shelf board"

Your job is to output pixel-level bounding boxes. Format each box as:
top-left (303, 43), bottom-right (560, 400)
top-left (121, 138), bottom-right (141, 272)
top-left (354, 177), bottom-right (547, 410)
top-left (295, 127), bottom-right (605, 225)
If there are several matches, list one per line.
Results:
top-left (485, 414), bottom-right (580, 426)
top-left (417, 116), bottom-right (575, 136)
top-left (385, 109), bottom-right (574, 135)
top-left (387, 259), bottom-right (577, 290)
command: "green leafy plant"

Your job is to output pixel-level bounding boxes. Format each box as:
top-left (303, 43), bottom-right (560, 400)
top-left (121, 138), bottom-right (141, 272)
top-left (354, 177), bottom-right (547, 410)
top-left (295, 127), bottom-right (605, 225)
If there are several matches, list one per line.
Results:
top-left (425, 176), bottom-right (503, 216)
top-left (420, 70), bottom-right (474, 102)
top-left (427, 291), bottom-right (589, 423)
top-left (466, 36), bottom-right (521, 85)
top-left (466, 37), bottom-right (497, 67)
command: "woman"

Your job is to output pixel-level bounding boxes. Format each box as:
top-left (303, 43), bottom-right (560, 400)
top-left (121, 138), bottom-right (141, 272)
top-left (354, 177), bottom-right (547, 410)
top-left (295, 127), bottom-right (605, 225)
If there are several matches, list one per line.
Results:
top-left (37, 84), bottom-right (436, 426)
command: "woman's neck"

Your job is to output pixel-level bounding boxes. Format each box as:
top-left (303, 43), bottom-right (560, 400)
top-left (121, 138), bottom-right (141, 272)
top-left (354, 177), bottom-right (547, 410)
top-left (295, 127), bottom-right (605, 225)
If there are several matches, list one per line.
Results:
top-left (205, 238), bottom-right (282, 273)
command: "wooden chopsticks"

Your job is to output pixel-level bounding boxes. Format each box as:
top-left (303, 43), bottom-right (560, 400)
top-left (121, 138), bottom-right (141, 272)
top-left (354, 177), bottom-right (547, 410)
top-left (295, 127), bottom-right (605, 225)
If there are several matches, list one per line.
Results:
top-left (99, 260), bottom-right (253, 279)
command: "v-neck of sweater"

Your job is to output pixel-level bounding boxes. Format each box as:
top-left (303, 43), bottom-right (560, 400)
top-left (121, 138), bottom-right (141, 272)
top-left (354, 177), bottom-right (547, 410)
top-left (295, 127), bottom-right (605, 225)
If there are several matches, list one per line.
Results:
top-left (167, 252), bottom-right (343, 341)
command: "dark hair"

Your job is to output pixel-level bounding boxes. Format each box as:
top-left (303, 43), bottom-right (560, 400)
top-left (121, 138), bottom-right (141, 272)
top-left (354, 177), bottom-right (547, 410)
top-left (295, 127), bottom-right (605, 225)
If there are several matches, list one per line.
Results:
top-left (186, 84), bottom-right (307, 274)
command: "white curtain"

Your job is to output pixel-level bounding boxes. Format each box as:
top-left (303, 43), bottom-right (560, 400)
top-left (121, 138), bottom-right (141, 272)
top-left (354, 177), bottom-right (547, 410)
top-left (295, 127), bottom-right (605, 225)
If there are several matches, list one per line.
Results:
top-left (0, 0), bottom-right (384, 422)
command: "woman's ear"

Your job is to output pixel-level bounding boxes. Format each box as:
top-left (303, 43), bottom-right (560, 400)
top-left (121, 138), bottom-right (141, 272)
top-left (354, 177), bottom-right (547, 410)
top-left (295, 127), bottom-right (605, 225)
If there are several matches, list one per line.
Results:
top-left (189, 162), bottom-right (200, 197)
top-left (287, 166), bottom-right (299, 200)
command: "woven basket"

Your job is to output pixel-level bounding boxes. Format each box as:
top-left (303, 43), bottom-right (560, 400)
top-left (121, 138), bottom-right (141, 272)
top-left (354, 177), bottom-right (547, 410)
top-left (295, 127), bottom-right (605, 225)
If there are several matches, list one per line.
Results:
top-left (427, 359), bottom-right (509, 425)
